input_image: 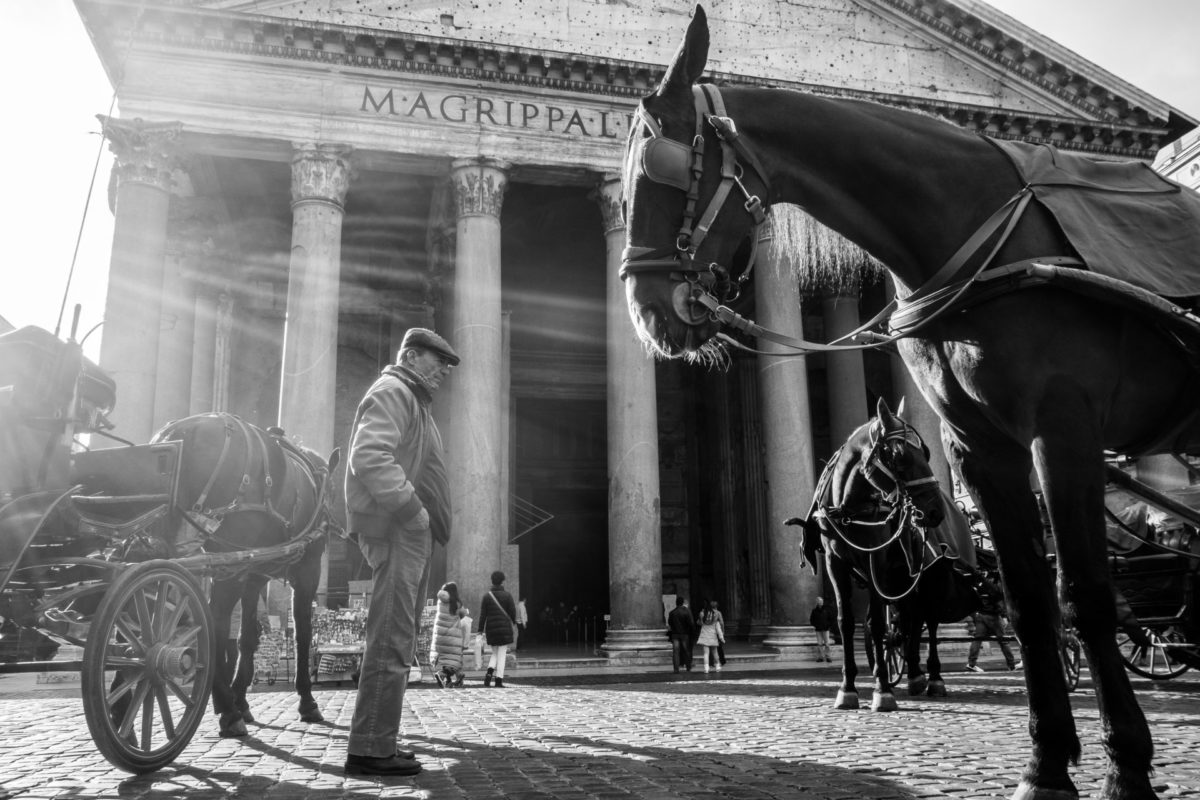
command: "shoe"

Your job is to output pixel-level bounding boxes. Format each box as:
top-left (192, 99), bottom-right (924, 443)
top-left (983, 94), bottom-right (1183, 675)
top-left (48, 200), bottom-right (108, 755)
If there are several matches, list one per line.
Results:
top-left (966, 664), bottom-right (984, 673)
top-left (396, 749), bottom-right (416, 760)
top-left (483, 667), bottom-right (494, 687)
top-left (1012, 661), bottom-right (1023, 670)
top-left (345, 753), bottom-right (423, 776)
top-left (494, 677), bottom-right (505, 688)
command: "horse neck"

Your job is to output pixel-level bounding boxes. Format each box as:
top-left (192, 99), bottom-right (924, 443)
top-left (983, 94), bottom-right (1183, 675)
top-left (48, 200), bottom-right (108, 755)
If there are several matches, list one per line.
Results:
top-left (726, 88), bottom-right (1022, 292)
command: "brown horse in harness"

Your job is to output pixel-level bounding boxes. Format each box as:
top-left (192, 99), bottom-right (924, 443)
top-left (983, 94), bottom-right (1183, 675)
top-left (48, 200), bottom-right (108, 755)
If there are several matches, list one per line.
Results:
top-left (792, 398), bottom-right (981, 710)
top-left (621, 7), bottom-right (1200, 799)
top-left (151, 413), bottom-right (340, 739)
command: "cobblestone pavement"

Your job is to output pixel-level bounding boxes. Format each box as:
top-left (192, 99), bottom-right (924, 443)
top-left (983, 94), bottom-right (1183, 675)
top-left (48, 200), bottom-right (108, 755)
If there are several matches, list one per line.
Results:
top-left (2, 665), bottom-right (1199, 800)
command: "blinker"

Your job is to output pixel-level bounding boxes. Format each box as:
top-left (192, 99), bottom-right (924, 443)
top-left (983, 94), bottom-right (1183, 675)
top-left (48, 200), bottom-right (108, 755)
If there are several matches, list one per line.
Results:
top-left (642, 136), bottom-right (693, 191)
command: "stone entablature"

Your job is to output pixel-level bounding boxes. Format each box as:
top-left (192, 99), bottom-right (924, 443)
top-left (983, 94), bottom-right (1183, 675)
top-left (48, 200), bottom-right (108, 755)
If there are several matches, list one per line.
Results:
top-left (79, 0), bottom-right (1187, 159)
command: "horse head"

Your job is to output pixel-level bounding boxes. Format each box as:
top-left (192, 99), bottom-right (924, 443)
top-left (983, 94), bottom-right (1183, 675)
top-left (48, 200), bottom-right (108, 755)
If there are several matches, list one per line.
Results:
top-left (621, 5), bottom-right (768, 364)
top-left (829, 398), bottom-right (945, 531)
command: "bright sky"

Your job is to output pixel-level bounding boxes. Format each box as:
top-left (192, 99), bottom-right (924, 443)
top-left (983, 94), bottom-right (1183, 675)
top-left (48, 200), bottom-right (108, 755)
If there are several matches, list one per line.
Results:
top-left (3, 0), bottom-right (1198, 361)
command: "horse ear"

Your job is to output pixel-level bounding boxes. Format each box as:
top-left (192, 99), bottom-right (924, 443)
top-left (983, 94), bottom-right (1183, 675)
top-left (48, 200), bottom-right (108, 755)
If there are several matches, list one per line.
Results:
top-left (658, 5), bottom-right (709, 98)
top-left (876, 395), bottom-right (894, 424)
top-left (896, 396), bottom-right (907, 418)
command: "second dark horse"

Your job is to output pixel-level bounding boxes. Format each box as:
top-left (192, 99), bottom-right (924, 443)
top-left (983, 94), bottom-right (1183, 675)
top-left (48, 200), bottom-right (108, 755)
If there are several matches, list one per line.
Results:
top-left (152, 413), bottom-right (340, 738)
top-left (793, 398), bottom-right (980, 710)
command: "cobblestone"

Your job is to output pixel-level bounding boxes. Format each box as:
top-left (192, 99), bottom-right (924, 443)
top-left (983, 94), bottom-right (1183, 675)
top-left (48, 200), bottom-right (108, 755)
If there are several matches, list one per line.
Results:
top-left (1, 665), bottom-right (1199, 799)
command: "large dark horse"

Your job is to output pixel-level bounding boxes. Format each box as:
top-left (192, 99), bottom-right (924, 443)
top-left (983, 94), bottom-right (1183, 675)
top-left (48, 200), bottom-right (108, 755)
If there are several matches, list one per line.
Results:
top-left (791, 398), bottom-right (979, 711)
top-left (619, 7), bottom-right (1199, 799)
top-left (151, 413), bottom-right (339, 738)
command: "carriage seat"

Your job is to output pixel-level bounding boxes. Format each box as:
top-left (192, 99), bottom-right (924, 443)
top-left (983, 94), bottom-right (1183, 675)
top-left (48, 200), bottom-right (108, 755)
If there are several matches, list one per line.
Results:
top-left (68, 442), bottom-right (182, 532)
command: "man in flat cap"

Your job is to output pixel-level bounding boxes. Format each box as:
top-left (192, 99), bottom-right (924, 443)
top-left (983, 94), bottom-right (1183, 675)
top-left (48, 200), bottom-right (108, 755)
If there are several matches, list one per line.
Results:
top-left (343, 327), bottom-right (459, 776)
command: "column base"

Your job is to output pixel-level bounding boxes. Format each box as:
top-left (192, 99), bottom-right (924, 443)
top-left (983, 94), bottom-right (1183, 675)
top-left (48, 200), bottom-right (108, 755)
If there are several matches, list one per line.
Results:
top-left (601, 628), bottom-right (671, 665)
top-left (761, 625), bottom-right (820, 657)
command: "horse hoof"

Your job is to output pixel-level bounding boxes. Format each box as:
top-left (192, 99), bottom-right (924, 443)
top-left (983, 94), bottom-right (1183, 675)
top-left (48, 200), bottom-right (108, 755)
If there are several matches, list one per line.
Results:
top-left (834, 690), bottom-right (860, 710)
top-left (871, 691), bottom-right (898, 712)
top-left (219, 719), bottom-right (248, 738)
top-left (299, 708), bottom-right (325, 723)
top-left (926, 680), bottom-right (947, 698)
top-left (907, 675), bottom-right (928, 696)
top-left (1011, 782), bottom-right (1077, 800)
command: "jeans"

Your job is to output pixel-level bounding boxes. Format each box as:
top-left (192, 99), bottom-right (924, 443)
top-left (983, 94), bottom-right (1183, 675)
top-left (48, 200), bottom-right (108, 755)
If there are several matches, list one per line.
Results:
top-left (348, 513), bottom-right (432, 757)
top-left (967, 613), bottom-right (1015, 668)
top-left (669, 636), bottom-right (692, 671)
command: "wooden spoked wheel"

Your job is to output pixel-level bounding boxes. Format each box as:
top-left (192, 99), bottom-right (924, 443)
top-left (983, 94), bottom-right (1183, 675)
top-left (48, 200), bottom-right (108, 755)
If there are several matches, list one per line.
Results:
top-left (1117, 624), bottom-right (1191, 681)
top-left (1059, 629), bottom-right (1082, 691)
top-left (82, 560), bottom-right (213, 773)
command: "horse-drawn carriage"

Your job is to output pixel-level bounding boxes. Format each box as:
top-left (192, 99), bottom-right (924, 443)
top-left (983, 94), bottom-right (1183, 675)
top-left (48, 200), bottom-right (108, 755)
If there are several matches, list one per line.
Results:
top-left (1, 323), bottom-right (337, 773)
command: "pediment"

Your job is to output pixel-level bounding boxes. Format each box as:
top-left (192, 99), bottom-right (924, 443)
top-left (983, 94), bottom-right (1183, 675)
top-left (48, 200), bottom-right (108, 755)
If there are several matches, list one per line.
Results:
top-left (177, 0), bottom-right (1187, 130)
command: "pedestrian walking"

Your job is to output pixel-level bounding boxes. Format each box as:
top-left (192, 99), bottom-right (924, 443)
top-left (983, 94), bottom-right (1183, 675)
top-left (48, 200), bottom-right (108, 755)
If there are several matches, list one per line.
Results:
top-left (514, 596), bottom-right (528, 651)
top-left (666, 595), bottom-right (695, 673)
top-left (966, 575), bottom-right (1019, 672)
top-left (431, 582), bottom-right (467, 688)
top-left (479, 570), bottom-right (518, 687)
top-left (342, 327), bottom-right (458, 777)
top-left (810, 596), bottom-right (834, 662)
top-left (696, 599), bottom-right (725, 675)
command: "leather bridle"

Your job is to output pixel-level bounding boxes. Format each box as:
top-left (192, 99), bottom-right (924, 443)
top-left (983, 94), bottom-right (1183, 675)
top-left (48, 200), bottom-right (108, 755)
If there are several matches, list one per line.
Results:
top-left (814, 419), bottom-right (943, 602)
top-left (619, 83), bottom-right (771, 305)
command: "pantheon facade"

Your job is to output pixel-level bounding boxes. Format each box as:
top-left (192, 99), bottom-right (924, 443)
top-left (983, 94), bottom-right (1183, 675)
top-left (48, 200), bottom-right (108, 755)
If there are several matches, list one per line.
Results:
top-left (77, 0), bottom-right (1196, 660)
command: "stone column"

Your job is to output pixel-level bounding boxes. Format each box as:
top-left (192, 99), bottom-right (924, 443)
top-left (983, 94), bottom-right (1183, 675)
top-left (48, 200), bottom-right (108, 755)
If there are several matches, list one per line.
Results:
top-left (97, 117), bottom-right (181, 444)
top-left (446, 158), bottom-right (508, 619)
top-left (596, 175), bottom-right (669, 662)
top-left (822, 293), bottom-right (870, 446)
top-left (189, 288), bottom-right (218, 414)
top-left (756, 231), bottom-right (819, 653)
top-left (282, 143), bottom-right (350, 608)
top-left (279, 143), bottom-right (351, 457)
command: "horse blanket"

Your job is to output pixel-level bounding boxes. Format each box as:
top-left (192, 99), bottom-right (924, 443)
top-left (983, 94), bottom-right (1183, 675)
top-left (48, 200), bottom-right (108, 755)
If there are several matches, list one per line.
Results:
top-left (987, 138), bottom-right (1200, 298)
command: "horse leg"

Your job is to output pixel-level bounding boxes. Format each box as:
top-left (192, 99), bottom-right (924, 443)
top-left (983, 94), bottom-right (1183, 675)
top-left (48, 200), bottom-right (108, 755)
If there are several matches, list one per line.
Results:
top-left (230, 578), bottom-right (268, 727)
top-left (925, 620), bottom-right (946, 697)
top-left (209, 581), bottom-right (247, 738)
top-left (903, 608), bottom-right (928, 697)
top-left (952, 436), bottom-right (1079, 800)
top-left (828, 554), bottom-right (859, 710)
top-left (866, 592), bottom-right (897, 712)
top-left (292, 547), bottom-right (324, 723)
top-left (1033, 427), bottom-right (1154, 800)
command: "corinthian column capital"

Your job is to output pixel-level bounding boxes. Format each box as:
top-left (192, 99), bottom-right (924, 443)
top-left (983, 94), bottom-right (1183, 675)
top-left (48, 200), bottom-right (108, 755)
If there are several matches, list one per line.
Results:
top-left (450, 158), bottom-right (510, 219)
top-left (290, 143), bottom-right (353, 208)
top-left (101, 116), bottom-right (183, 193)
top-left (593, 173), bottom-right (624, 234)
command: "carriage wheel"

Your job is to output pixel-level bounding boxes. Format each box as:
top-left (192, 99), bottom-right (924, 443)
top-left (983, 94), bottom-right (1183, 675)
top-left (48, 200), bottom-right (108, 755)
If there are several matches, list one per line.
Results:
top-left (1117, 624), bottom-right (1191, 681)
top-left (884, 636), bottom-right (906, 687)
top-left (82, 560), bottom-right (213, 773)
top-left (1059, 629), bottom-right (1082, 692)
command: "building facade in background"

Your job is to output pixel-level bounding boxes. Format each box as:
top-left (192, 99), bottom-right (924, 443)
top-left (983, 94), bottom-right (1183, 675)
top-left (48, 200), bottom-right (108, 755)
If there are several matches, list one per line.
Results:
top-left (76, 0), bottom-right (1196, 660)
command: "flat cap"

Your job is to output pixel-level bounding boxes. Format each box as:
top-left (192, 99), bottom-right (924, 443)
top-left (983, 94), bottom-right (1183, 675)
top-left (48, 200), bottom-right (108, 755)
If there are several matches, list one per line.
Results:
top-left (400, 327), bottom-right (460, 366)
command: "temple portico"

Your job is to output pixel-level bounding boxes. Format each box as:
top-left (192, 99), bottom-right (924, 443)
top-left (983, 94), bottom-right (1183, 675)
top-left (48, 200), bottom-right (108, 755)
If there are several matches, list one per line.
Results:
top-left (75, 0), bottom-right (1195, 665)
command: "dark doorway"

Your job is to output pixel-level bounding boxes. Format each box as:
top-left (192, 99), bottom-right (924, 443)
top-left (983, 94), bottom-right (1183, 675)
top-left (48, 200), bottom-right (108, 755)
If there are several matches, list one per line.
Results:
top-left (513, 396), bottom-right (608, 645)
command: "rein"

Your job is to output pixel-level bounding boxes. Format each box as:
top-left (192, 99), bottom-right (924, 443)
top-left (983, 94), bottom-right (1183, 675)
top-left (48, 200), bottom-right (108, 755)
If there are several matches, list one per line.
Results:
top-left (620, 83), bottom-right (1081, 355)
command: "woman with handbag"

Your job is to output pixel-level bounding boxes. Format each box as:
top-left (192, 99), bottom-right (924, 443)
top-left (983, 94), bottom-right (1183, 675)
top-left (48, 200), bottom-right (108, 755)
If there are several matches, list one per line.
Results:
top-left (696, 599), bottom-right (725, 675)
top-left (478, 570), bottom-right (518, 687)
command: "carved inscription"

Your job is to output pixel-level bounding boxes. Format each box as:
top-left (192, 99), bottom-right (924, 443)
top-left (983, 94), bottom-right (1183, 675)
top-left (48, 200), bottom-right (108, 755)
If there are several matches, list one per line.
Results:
top-left (361, 86), bottom-right (632, 139)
